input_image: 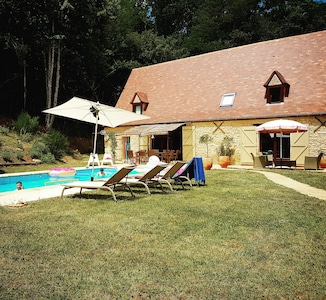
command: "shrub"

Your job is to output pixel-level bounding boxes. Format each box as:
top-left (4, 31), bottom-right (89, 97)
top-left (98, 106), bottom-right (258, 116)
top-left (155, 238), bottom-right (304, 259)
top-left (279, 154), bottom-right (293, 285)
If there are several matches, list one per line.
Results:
top-left (43, 130), bottom-right (69, 160)
top-left (16, 150), bottom-right (24, 160)
top-left (29, 139), bottom-right (49, 159)
top-left (40, 153), bottom-right (56, 164)
top-left (17, 139), bottom-right (23, 149)
top-left (0, 125), bottom-right (9, 136)
top-left (1, 148), bottom-right (12, 161)
top-left (19, 131), bottom-right (33, 142)
top-left (13, 112), bottom-right (39, 134)
top-left (217, 136), bottom-right (235, 157)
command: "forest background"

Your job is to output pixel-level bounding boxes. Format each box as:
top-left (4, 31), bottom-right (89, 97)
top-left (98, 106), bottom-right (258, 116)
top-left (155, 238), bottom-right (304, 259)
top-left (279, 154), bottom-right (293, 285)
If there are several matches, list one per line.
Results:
top-left (1, 0), bottom-right (326, 137)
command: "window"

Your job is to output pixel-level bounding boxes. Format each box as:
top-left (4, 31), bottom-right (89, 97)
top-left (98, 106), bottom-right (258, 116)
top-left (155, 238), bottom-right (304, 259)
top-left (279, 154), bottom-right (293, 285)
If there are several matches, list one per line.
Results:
top-left (220, 93), bottom-right (236, 107)
top-left (134, 104), bottom-right (141, 115)
top-left (130, 92), bottom-right (149, 114)
top-left (264, 71), bottom-right (290, 104)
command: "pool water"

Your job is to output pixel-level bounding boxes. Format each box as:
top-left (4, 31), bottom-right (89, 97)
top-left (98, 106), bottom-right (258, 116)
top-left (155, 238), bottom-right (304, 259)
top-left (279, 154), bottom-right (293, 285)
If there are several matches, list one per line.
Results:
top-left (0, 167), bottom-right (139, 193)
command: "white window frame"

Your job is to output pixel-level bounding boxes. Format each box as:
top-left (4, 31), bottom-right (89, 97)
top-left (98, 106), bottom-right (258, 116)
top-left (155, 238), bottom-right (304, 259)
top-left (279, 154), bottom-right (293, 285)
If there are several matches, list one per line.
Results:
top-left (220, 93), bottom-right (236, 107)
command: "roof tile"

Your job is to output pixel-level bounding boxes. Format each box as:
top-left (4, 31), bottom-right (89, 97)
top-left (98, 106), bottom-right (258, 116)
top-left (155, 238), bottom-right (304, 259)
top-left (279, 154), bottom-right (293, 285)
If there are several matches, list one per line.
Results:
top-left (116, 31), bottom-right (326, 125)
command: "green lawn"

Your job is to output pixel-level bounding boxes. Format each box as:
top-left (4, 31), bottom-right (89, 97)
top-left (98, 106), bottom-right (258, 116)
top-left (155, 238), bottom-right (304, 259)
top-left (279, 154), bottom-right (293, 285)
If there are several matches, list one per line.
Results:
top-left (1, 169), bottom-right (325, 299)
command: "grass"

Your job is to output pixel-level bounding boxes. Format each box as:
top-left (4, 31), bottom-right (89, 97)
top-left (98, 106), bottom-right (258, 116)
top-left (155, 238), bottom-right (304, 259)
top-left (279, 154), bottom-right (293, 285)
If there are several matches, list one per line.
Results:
top-left (1, 169), bottom-right (325, 299)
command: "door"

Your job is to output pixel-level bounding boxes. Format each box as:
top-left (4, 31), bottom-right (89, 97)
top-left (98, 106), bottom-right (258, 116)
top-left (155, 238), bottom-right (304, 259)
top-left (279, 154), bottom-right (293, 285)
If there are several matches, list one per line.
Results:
top-left (122, 137), bottom-right (130, 161)
top-left (182, 125), bottom-right (195, 161)
top-left (241, 126), bottom-right (257, 164)
top-left (290, 132), bottom-right (309, 165)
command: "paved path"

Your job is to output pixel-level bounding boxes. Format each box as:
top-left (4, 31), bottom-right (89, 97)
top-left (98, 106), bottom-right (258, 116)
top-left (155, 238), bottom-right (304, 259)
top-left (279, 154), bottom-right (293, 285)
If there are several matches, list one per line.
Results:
top-left (256, 171), bottom-right (326, 201)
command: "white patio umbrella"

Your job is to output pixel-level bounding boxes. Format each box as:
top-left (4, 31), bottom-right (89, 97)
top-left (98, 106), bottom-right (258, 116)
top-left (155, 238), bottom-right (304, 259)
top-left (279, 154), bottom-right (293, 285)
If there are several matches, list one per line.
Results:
top-left (256, 119), bottom-right (308, 160)
top-left (43, 97), bottom-right (150, 180)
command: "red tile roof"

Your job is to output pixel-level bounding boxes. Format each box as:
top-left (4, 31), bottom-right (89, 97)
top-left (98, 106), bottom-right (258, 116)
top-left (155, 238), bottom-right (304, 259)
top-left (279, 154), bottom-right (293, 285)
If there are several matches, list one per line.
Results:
top-left (116, 31), bottom-right (326, 125)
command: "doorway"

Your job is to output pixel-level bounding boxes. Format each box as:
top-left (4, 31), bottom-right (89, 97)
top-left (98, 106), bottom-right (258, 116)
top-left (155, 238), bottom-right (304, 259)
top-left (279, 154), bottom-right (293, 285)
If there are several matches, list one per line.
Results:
top-left (260, 133), bottom-right (290, 159)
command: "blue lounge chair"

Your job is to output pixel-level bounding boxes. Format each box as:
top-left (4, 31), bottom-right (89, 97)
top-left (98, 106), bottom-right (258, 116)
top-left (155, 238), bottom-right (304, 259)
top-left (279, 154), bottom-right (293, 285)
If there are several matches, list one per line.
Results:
top-left (173, 157), bottom-right (206, 187)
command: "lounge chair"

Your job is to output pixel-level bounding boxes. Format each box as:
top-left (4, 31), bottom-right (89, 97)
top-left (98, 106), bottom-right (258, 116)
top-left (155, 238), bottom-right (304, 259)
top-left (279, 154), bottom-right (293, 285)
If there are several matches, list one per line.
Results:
top-left (173, 156), bottom-right (206, 187)
top-left (61, 166), bottom-right (135, 202)
top-left (120, 164), bottom-right (168, 195)
top-left (304, 152), bottom-right (323, 170)
top-left (150, 161), bottom-right (186, 192)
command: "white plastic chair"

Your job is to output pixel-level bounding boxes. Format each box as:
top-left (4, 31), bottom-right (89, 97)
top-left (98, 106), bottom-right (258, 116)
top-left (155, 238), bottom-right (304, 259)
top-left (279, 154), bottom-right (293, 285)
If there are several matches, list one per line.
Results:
top-left (87, 153), bottom-right (100, 167)
top-left (101, 153), bottom-right (114, 166)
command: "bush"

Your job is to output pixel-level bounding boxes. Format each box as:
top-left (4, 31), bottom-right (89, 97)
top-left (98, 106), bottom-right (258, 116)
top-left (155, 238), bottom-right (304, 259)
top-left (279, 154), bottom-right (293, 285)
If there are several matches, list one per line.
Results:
top-left (13, 112), bottom-right (39, 134)
top-left (29, 139), bottom-right (49, 159)
top-left (16, 150), bottom-right (24, 160)
top-left (1, 148), bottom-right (12, 161)
top-left (0, 125), bottom-right (9, 136)
top-left (43, 130), bottom-right (69, 160)
top-left (40, 153), bottom-right (56, 164)
top-left (17, 139), bottom-right (23, 149)
top-left (19, 131), bottom-right (33, 142)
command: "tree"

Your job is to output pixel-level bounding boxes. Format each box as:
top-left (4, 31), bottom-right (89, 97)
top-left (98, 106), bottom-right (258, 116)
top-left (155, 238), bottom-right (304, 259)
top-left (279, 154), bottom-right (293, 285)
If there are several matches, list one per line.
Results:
top-left (0, 0), bottom-right (325, 129)
top-left (0, 0), bottom-right (31, 112)
top-left (150, 0), bottom-right (200, 36)
top-left (183, 0), bottom-right (262, 54)
top-left (258, 0), bottom-right (326, 39)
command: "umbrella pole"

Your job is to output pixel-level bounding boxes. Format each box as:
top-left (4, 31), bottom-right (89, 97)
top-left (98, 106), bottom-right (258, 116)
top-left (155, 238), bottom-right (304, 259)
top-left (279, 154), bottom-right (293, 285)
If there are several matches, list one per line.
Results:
top-left (91, 112), bottom-right (99, 181)
top-left (280, 133), bottom-right (283, 168)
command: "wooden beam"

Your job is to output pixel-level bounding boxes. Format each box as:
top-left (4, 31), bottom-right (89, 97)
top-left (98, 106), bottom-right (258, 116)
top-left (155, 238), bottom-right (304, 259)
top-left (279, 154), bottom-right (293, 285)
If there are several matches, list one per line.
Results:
top-left (314, 116), bottom-right (326, 133)
top-left (213, 121), bottom-right (225, 134)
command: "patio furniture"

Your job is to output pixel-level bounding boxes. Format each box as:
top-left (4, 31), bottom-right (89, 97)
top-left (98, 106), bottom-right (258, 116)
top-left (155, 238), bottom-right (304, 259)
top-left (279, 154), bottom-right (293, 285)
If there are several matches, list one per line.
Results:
top-left (173, 156), bottom-right (206, 187)
top-left (148, 149), bottom-right (159, 157)
top-left (173, 149), bottom-right (181, 161)
top-left (137, 150), bottom-right (147, 164)
top-left (304, 152), bottom-right (323, 170)
top-left (274, 158), bottom-right (296, 168)
top-left (101, 153), bottom-right (113, 166)
top-left (120, 164), bottom-right (168, 195)
top-left (61, 166), bottom-right (135, 202)
top-left (150, 161), bottom-right (186, 192)
top-left (127, 150), bottom-right (136, 164)
top-left (86, 153), bottom-right (100, 167)
top-left (251, 153), bottom-right (268, 168)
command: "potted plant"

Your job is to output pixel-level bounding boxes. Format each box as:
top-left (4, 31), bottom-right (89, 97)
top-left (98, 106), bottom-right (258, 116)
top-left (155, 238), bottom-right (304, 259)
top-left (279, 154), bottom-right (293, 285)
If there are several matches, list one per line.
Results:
top-left (319, 151), bottom-right (326, 169)
top-left (199, 133), bottom-right (214, 170)
top-left (217, 136), bottom-right (234, 168)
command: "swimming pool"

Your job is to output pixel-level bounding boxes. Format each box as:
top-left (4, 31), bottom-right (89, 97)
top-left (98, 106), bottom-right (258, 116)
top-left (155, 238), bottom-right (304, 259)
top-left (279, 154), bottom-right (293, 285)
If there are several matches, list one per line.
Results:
top-left (0, 167), bottom-right (138, 193)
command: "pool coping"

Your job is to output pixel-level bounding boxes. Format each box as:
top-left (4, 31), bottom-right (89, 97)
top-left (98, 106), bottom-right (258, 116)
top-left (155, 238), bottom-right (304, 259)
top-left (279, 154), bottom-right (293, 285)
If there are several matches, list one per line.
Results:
top-left (0, 164), bottom-right (147, 206)
top-left (0, 166), bottom-right (120, 206)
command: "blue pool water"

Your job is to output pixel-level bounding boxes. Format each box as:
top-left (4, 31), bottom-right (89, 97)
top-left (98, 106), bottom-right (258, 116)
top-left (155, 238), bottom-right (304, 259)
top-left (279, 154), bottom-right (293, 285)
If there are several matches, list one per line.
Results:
top-left (0, 167), bottom-right (138, 193)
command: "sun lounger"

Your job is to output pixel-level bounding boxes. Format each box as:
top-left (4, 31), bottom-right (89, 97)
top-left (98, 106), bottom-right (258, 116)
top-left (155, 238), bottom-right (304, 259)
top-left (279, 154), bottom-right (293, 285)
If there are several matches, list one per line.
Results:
top-left (61, 166), bottom-right (135, 202)
top-left (120, 164), bottom-right (168, 195)
top-left (149, 161), bottom-right (186, 192)
top-left (173, 156), bottom-right (206, 187)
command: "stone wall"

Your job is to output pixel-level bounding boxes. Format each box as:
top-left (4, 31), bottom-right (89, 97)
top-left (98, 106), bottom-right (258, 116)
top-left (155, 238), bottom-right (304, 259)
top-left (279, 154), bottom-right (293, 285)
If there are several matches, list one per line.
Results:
top-left (103, 115), bottom-right (326, 165)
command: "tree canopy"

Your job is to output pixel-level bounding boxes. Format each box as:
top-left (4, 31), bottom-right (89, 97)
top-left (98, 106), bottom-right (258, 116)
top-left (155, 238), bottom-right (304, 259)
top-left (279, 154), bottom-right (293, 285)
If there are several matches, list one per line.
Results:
top-left (0, 0), bottom-right (325, 130)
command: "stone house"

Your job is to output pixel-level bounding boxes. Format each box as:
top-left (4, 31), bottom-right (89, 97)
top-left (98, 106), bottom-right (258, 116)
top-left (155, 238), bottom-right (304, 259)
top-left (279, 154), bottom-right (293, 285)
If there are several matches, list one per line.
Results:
top-left (105, 30), bottom-right (326, 166)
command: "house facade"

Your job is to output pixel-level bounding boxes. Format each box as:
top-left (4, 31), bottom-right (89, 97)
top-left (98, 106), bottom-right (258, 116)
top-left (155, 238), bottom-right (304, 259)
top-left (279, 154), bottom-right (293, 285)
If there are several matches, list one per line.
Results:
top-left (106, 30), bottom-right (326, 166)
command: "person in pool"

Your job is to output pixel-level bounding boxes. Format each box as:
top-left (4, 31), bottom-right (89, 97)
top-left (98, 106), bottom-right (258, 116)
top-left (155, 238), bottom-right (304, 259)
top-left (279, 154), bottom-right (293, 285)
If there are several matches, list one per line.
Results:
top-left (16, 181), bottom-right (24, 190)
top-left (97, 168), bottom-right (106, 176)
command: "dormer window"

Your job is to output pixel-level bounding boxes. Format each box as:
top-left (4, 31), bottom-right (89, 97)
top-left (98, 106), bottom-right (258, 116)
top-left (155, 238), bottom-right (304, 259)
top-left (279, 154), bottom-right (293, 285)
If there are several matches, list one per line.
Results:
top-left (264, 71), bottom-right (290, 104)
top-left (130, 92), bottom-right (149, 114)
